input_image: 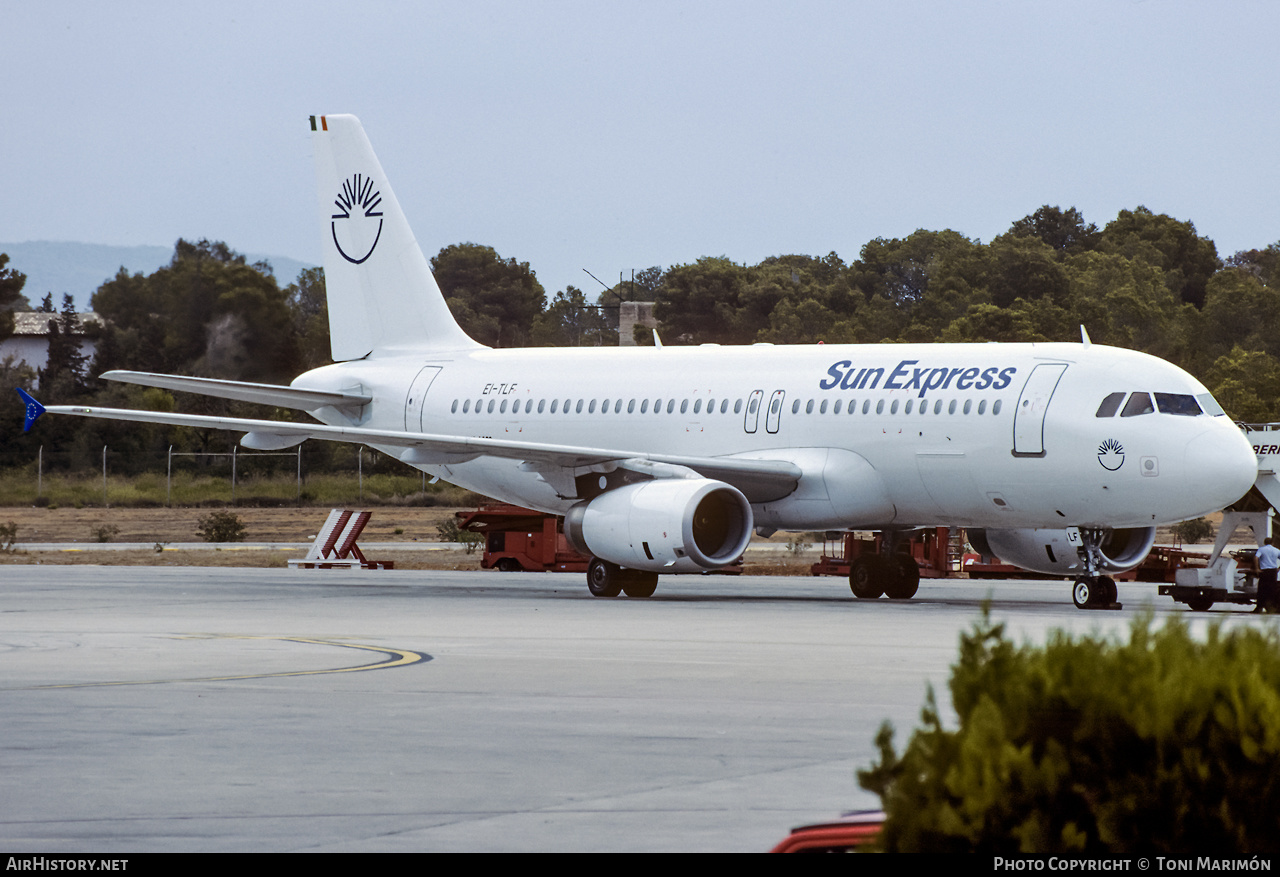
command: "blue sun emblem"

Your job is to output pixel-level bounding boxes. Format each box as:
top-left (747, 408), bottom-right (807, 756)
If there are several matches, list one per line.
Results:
top-left (1098, 438), bottom-right (1125, 471)
top-left (331, 173), bottom-right (384, 264)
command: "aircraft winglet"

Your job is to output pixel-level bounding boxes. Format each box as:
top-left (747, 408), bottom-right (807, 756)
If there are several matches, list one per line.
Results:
top-left (16, 388), bottom-right (45, 433)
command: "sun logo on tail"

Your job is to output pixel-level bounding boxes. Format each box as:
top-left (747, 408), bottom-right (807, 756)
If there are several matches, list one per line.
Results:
top-left (1097, 438), bottom-right (1125, 471)
top-left (331, 173), bottom-right (384, 264)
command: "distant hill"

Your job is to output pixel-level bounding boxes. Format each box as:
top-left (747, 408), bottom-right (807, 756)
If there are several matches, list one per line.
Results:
top-left (0, 241), bottom-right (316, 309)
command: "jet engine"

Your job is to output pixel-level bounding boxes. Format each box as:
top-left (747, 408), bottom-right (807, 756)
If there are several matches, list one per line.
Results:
top-left (968, 526), bottom-right (1157, 576)
top-left (564, 478), bottom-right (753, 573)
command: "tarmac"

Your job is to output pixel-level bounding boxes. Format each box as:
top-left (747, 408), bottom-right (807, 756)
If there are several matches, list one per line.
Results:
top-left (0, 565), bottom-right (1263, 852)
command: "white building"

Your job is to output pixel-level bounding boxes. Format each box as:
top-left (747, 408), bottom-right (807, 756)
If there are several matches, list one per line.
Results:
top-left (0, 311), bottom-right (102, 371)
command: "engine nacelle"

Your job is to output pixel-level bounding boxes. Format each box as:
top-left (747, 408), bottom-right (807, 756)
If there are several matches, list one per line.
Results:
top-left (564, 478), bottom-right (753, 573)
top-left (969, 527), bottom-right (1157, 576)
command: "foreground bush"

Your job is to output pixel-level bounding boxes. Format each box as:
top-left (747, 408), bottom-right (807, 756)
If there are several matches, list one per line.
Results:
top-left (859, 610), bottom-right (1280, 853)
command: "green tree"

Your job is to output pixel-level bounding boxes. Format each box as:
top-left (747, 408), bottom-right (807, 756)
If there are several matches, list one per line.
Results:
top-left (284, 267), bottom-right (331, 370)
top-left (651, 257), bottom-right (752, 344)
top-left (0, 254), bottom-right (29, 342)
top-left (1198, 267), bottom-right (1280, 363)
top-left (1008, 205), bottom-right (1100, 254)
top-left (531, 286), bottom-right (615, 346)
top-left (1204, 346), bottom-right (1280, 423)
top-left (38, 295), bottom-right (89, 398)
top-left (860, 609), bottom-right (1280, 853)
top-left (430, 243), bottom-right (546, 347)
top-left (91, 239), bottom-right (300, 382)
top-left (851, 230), bottom-right (980, 310)
top-left (1226, 244), bottom-right (1280, 288)
top-left (1062, 251), bottom-right (1186, 358)
top-left (1099, 206), bottom-right (1221, 308)
top-left (985, 233), bottom-right (1070, 309)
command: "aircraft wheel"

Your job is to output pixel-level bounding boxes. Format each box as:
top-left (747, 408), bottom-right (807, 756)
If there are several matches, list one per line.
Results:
top-left (1098, 575), bottom-right (1118, 605)
top-left (1072, 577), bottom-right (1096, 609)
top-left (621, 571), bottom-right (659, 598)
top-left (885, 555), bottom-right (920, 600)
top-left (849, 556), bottom-right (885, 599)
top-left (587, 558), bottom-right (623, 597)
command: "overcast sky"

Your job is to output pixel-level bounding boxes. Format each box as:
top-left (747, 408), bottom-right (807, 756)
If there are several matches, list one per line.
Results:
top-left (6, 1), bottom-right (1278, 297)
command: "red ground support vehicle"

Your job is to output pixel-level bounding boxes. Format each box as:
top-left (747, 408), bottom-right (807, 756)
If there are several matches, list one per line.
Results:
top-left (810, 528), bottom-right (959, 579)
top-left (457, 503), bottom-right (746, 575)
top-left (456, 503), bottom-right (591, 572)
top-left (770, 810), bottom-right (885, 853)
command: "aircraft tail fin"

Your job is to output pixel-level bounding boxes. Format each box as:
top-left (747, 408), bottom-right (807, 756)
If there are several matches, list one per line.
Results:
top-left (310, 114), bottom-right (481, 359)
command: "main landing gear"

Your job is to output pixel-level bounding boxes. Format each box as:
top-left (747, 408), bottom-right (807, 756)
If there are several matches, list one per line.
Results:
top-left (587, 558), bottom-right (659, 598)
top-left (848, 542), bottom-right (921, 601)
top-left (1071, 528), bottom-right (1122, 610)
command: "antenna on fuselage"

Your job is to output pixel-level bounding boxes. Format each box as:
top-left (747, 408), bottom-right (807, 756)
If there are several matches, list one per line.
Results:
top-left (1080, 325), bottom-right (1092, 347)
top-left (652, 329), bottom-right (663, 348)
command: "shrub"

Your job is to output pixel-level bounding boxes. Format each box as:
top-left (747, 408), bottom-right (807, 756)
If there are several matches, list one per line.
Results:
top-left (436, 517), bottom-right (482, 554)
top-left (0, 521), bottom-right (17, 553)
top-left (197, 510), bottom-right (247, 543)
top-left (91, 524), bottom-right (120, 543)
top-left (1172, 516), bottom-right (1215, 544)
top-left (858, 608), bottom-right (1280, 854)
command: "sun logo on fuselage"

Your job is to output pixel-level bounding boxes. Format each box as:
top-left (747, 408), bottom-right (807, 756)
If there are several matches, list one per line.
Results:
top-left (331, 173), bottom-right (384, 264)
top-left (1098, 438), bottom-right (1125, 471)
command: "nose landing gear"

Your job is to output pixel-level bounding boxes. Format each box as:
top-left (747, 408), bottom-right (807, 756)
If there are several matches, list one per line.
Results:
top-left (1072, 529), bottom-right (1122, 610)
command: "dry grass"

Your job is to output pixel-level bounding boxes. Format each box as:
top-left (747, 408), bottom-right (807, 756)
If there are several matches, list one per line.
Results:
top-left (0, 547), bottom-right (483, 570)
top-left (0, 506), bottom-right (485, 569)
top-left (0, 506), bottom-right (465, 545)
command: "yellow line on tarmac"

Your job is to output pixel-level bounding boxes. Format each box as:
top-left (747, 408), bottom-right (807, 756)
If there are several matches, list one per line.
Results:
top-left (15, 635), bottom-right (430, 690)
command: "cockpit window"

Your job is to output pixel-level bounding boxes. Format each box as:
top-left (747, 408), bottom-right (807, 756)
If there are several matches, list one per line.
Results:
top-left (1095, 392), bottom-right (1125, 418)
top-left (1196, 393), bottom-right (1226, 417)
top-left (1120, 393), bottom-right (1154, 417)
top-left (1154, 393), bottom-right (1203, 416)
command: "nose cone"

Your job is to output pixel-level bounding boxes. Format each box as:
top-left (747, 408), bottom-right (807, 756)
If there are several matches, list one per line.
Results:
top-left (1184, 426), bottom-right (1258, 512)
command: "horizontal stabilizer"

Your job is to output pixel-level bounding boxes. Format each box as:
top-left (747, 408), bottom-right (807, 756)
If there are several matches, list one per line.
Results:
top-left (101, 370), bottom-right (370, 413)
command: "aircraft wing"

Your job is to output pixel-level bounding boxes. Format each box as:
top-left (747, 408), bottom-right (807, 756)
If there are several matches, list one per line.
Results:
top-left (100, 370), bottom-right (370, 413)
top-left (33, 400), bottom-right (801, 501)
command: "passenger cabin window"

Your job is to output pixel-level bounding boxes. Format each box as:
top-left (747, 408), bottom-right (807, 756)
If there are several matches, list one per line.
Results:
top-left (1155, 393), bottom-right (1203, 416)
top-left (1095, 392), bottom-right (1125, 417)
top-left (1121, 393), bottom-right (1154, 417)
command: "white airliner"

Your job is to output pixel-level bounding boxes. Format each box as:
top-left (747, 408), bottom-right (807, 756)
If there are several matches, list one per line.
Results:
top-left (19, 114), bottom-right (1260, 608)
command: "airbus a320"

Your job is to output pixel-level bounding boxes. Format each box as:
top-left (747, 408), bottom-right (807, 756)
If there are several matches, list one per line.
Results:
top-left (18, 114), bottom-right (1259, 608)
